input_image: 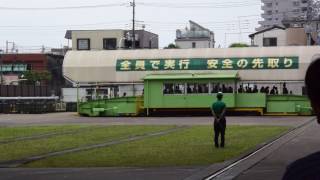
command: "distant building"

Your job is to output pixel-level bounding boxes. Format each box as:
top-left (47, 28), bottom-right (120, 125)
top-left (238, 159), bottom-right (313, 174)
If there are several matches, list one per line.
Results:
top-left (50, 47), bottom-right (71, 56)
top-left (282, 19), bottom-right (320, 45)
top-left (65, 29), bottom-right (159, 51)
top-left (175, 20), bottom-right (215, 49)
top-left (0, 54), bottom-right (64, 88)
top-left (249, 25), bottom-right (307, 47)
top-left (258, 0), bottom-right (310, 31)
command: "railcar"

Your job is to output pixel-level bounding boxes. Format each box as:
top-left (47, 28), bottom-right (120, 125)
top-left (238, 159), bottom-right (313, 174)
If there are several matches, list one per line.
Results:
top-left (63, 46), bottom-right (319, 116)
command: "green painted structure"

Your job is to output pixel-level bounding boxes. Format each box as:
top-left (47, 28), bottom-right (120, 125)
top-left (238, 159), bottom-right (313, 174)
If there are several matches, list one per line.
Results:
top-left (78, 73), bottom-right (312, 117)
top-left (78, 96), bottom-right (143, 117)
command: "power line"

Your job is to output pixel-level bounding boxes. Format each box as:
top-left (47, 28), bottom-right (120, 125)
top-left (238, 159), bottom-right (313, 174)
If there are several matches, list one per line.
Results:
top-left (0, 3), bottom-right (127, 10)
top-left (137, 1), bottom-right (261, 8)
top-left (0, 21), bottom-right (128, 28)
top-left (0, 1), bottom-right (262, 10)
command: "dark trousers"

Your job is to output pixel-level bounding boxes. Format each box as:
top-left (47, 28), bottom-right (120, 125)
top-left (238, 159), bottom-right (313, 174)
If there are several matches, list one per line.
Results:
top-left (214, 118), bottom-right (226, 148)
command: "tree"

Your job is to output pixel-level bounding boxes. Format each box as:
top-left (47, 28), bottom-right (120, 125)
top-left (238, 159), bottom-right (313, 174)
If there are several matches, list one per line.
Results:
top-left (229, 43), bottom-right (249, 48)
top-left (164, 43), bottom-right (179, 49)
top-left (21, 70), bottom-right (52, 85)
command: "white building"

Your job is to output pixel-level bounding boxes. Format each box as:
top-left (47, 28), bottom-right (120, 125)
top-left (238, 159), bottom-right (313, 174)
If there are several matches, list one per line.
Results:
top-left (64, 29), bottom-right (159, 51)
top-left (249, 26), bottom-right (307, 47)
top-left (175, 21), bottom-right (215, 49)
top-left (258, 0), bottom-right (310, 31)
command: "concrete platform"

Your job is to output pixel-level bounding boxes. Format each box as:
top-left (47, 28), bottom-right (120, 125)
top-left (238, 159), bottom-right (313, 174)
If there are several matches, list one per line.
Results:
top-left (0, 112), bottom-right (312, 127)
top-left (234, 120), bottom-right (320, 180)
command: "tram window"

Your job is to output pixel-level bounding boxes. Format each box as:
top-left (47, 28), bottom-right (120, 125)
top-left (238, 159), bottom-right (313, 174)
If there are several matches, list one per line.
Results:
top-left (197, 84), bottom-right (208, 93)
top-left (163, 83), bottom-right (185, 94)
top-left (187, 83), bottom-right (209, 94)
top-left (163, 84), bottom-right (174, 94)
top-left (211, 83), bottom-right (221, 93)
top-left (212, 83), bottom-right (234, 93)
top-left (174, 84), bottom-right (185, 94)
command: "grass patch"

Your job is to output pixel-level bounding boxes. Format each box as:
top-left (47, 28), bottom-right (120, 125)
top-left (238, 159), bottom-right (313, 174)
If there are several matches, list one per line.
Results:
top-left (0, 125), bottom-right (88, 141)
top-left (0, 125), bottom-right (174, 162)
top-left (25, 125), bottom-right (289, 168)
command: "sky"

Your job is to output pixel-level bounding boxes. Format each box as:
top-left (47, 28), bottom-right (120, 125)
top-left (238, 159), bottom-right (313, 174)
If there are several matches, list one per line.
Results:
top-left (0, 0), bottom-right (263, 52)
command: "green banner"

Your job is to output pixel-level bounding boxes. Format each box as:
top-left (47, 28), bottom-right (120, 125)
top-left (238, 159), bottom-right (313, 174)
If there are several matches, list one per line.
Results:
top-left (0, 64), bottom-right (27, 72)
top-left (116, 57), bottom-right (299, 71)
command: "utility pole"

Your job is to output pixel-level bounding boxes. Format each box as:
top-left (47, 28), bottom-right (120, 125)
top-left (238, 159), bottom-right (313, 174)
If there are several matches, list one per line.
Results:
top-left (130, 0), bottom-right (136, 49)
top-left (238, 17), bottom-right (242, 43)
top-left (6, 41), bottom-right (8, 54)
top-left (0, 50), bottom-right (3, 85)
top-left (306, 0), bottom-right (312, 45)
top-left (6, 41), bottom-right (15, 53)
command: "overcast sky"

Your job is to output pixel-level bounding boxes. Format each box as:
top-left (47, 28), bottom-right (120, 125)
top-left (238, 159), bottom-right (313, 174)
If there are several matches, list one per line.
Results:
top-left (0, 0), bottom-right (262, 52)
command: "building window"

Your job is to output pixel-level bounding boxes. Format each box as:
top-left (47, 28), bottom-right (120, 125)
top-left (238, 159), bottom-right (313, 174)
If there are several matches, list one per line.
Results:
top-left (267, 10), bottom-right (272, 15)
top-left (263, 38), bottom-right (277, 47)
top-left (103, 38), bottom-right (117, 50)
top-left (27, 64), bottom-right (32, 70)
top-left (302, 7), bottom-right (308, 12)
top-left (293, 9), bottom-right (300, 13)
top-left (266, 2), bottom-right (272, 7)
top-left (77, 39), bottom-right (90, 50)
top-left (293, 1), bottom-right (300, 6)
top-left (192, 42), bottom-right (196, 48)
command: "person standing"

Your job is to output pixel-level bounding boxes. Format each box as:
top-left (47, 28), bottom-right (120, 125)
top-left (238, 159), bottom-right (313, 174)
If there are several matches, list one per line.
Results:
top-left (211, 92), bottom-right (227, 148)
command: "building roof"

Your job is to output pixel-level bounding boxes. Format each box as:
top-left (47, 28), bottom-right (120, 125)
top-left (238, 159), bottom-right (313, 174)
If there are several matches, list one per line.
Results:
top-left (143, 72), bottom-right (239, 80)
top-left (249, 25), bottom-right (286, 38)
top-left (64, 29), bottom-right (124, 39)
top-left (175, 20), bottom-right (214, 40)
top-left (175, 37), bottom-right (211, 41)
top-left (65, 29), bottom-right (158, 40)
top-left (189, 20), bottom-right (211, 32)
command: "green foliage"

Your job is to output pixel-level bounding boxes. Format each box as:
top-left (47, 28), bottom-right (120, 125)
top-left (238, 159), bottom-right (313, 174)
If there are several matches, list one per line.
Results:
top-left (22, 70), bottom-right (52, 84)
top-left (164, 43), bottom-right (179, 49)
top-left (229, 43), bottom-right (249, 48)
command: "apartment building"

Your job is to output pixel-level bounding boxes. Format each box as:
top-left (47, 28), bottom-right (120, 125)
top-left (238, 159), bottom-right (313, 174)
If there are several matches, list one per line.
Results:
top-left (258, 0), bottom-right (310, 31)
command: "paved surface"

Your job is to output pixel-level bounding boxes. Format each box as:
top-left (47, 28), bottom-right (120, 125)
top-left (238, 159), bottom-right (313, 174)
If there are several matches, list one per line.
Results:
top-left (234, 120), bottom-right (320, 180)
top-left (0, 113), bottom-right (317, 180)
top-left (0, 112), bottom-right (311, 127)
top-left (200, 117), bottom-right (315, 180)
top-left (0, 167), bottom-right (201, 180)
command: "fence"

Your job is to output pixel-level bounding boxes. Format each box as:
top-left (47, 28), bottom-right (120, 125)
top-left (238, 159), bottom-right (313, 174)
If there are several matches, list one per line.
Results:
top-left (0, 85), bottom-right (63, 114)
top-left (0, 85), bottom-right (61, 97)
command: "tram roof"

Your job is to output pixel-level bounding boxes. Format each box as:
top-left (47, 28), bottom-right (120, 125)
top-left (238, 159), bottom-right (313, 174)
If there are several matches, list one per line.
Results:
top-left (143, 72), bottom-right (239, 80)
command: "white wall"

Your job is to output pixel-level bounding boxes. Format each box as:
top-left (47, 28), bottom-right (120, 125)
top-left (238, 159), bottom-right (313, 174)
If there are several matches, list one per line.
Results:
top-left (63, 46), bottom-right (320, 83)
top-left (71, 30), bottom-right (125, 50)
top-left (253, 28), bottom-right (287, 47)
top-left (119, 84), bottom-right (144, 97)
top-left (175, 40), bottom-right (213, 49)
top-left (62, 88), bottom-right (87, 102)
